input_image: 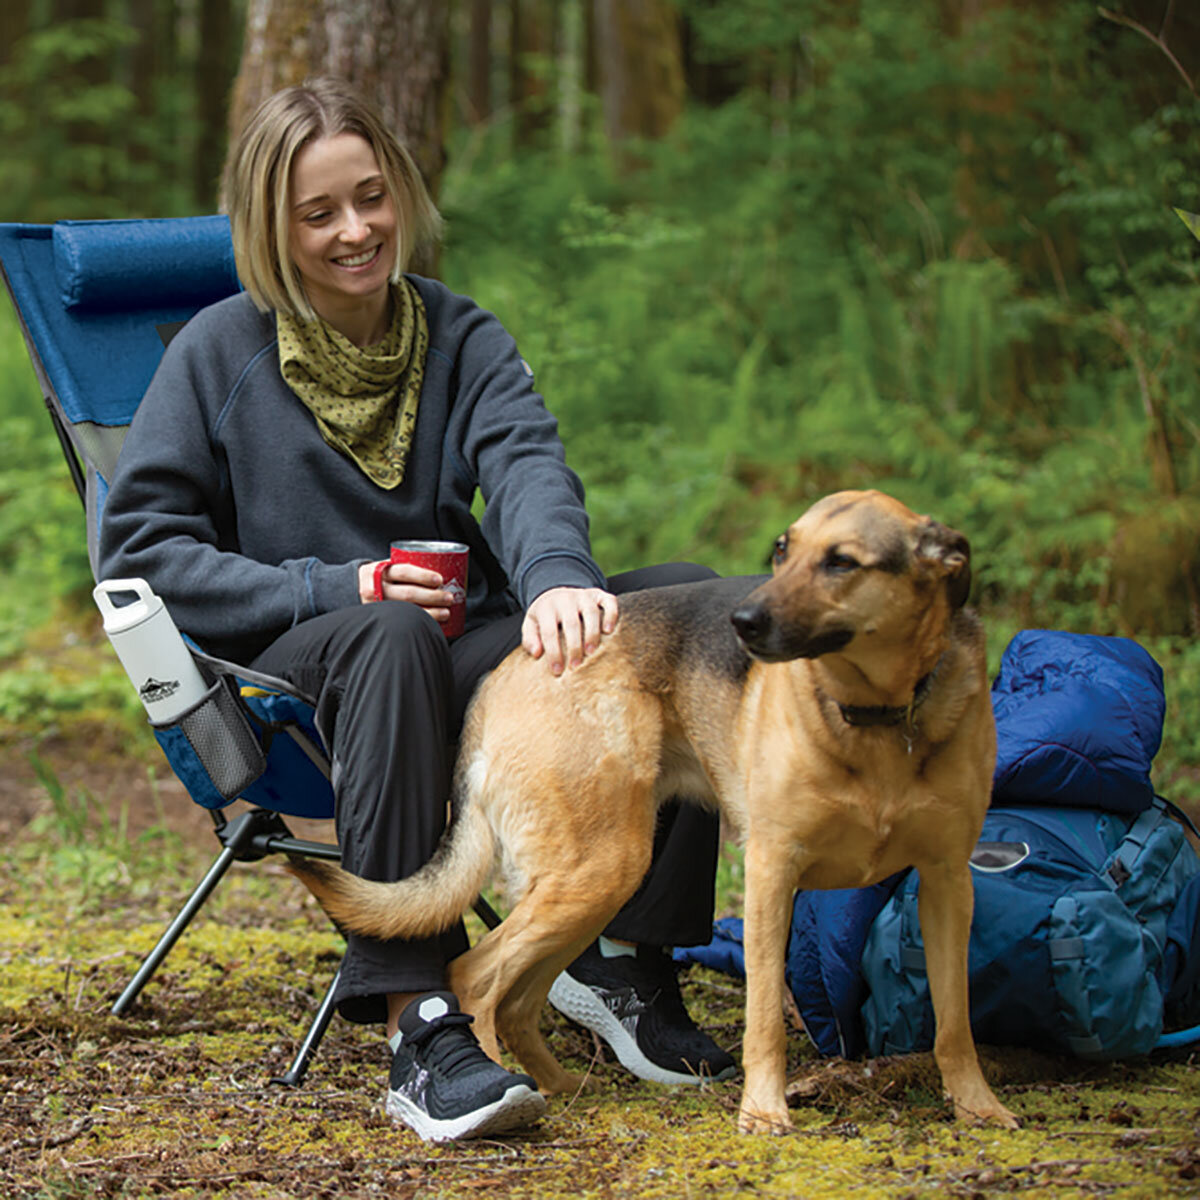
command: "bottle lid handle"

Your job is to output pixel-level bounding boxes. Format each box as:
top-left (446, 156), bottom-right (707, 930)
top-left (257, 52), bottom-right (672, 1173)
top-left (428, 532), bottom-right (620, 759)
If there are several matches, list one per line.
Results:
top-left (93, 577), bottom-right (156, 624)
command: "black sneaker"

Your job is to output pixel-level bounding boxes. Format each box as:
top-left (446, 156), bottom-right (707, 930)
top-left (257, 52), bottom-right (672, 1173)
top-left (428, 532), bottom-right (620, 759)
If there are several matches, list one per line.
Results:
top-left (547, 942), bottom-right (737, 1085)
top-left (386, 992), bottom-right (546, 1142)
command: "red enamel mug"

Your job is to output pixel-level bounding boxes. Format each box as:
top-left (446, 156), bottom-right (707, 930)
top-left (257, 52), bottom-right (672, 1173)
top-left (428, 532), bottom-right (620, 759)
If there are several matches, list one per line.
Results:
top-left (373, 540), bottom-right (469, 638)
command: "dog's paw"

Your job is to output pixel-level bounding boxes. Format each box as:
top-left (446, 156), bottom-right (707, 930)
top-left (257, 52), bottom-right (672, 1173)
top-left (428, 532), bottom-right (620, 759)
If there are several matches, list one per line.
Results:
top-left (953, 1096), bottom-right (1020, 1130)
top-left (539, 1067), bottom-right (596, 1098)
top-left (737, 1104), bottom-right (792, 1136)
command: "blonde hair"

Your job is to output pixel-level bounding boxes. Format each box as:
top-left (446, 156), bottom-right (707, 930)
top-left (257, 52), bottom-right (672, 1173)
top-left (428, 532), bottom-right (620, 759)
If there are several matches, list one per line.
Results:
top-left (222, 77), bottom-right (443, 319)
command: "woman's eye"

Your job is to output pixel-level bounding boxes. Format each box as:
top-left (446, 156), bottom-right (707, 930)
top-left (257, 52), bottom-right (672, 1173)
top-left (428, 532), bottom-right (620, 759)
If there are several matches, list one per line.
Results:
top-left (304, 210), bottom-right (331, 224)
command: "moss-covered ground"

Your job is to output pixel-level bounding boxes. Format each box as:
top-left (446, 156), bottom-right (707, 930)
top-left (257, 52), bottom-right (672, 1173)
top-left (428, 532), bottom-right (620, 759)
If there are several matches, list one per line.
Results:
top-left (2, 765), bottom-right (1199, 1199)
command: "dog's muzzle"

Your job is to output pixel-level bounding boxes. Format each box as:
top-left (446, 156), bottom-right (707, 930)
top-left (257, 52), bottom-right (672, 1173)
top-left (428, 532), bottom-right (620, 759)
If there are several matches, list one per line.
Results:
top-left (730, 602), bottom-right (771, 651)
top-left (730, 603), bottom-right (853, 662)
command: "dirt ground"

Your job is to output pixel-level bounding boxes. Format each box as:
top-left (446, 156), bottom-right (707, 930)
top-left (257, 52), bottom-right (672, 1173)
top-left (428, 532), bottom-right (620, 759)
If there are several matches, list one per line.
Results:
top-left (0, 733), bottom-right (335, 846)
top-left (3, 740), bottom-right (1200, 1199)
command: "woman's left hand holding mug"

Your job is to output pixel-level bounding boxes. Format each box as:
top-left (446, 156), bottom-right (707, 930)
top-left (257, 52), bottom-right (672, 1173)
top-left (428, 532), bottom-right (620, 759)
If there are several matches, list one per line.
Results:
top-left (360, 560), bottom-right (455, 625)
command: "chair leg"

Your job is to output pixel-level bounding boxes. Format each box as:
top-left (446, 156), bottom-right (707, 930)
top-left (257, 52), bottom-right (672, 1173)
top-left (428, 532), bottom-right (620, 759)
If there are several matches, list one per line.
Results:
top-left (270, 967), bottom-right (342, 1088)
top-left (111, 841), bottom-right (240, 1016)
top-left (473, 895), bottom-right (502, 930)
top-left (111, 807), bottom-right (497, 1086)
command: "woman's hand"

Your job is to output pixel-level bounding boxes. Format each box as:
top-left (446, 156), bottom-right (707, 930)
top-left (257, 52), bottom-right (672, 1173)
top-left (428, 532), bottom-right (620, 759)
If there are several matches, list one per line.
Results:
top-left (522, 586), bottom-right (619, 676)
top-left (360, 560), bottom-right (458, 625)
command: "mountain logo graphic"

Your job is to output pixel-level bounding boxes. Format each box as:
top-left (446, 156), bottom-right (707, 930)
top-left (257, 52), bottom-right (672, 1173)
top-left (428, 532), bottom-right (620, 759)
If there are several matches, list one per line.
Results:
top-left (139, 677), bottom-right (181, 704)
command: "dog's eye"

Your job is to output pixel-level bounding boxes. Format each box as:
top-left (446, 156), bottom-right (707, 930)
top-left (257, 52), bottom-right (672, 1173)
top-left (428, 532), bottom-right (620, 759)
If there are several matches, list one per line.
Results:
top-left (823, 550), bottom-right (860, 573)
top-left (770, 536), bottom-right (788, 567)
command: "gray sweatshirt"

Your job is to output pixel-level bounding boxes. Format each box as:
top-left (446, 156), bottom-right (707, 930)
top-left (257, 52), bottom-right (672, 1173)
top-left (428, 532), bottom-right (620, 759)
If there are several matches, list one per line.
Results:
top-left (97, 276), bottom-right (606, 662)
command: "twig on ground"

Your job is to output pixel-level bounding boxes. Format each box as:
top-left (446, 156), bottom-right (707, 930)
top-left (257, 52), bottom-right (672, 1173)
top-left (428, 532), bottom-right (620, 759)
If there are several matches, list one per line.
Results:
top-left (0, 1116), bottom-right (93, 1156)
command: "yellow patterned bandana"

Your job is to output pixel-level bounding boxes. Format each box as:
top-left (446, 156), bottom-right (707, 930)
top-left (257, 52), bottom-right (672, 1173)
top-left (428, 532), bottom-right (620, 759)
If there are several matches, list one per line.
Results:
top-left (277, 279), bottom-right (429, 490)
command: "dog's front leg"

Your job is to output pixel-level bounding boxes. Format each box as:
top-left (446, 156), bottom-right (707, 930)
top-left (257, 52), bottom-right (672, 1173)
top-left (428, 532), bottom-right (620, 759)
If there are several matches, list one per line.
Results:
top-left (917, 860), bottom-right (1019, 1129)
top-left (738, 835), bottom-right (797, 1135)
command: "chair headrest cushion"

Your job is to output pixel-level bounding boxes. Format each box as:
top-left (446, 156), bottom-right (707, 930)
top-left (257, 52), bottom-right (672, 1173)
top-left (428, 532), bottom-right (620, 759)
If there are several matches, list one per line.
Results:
top-left (53, 216), bottom-right (241, 312)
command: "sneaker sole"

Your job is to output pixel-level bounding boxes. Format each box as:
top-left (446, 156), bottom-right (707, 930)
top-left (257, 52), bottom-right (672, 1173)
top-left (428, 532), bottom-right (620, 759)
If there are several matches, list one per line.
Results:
top-left (547, 971), bottom-right (736, 1087)
top-left (386, 1083), bottom-right (546, 1143)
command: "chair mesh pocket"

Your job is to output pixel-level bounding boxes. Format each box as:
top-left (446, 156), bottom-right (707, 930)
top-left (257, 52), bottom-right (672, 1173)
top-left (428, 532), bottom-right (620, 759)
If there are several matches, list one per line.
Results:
top-left (151, 676), bottom-right (267, 809)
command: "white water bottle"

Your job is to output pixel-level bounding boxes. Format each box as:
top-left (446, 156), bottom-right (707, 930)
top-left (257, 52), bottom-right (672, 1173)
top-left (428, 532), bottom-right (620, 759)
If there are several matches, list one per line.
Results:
top-left (93, 578), bottom-right (209, 723)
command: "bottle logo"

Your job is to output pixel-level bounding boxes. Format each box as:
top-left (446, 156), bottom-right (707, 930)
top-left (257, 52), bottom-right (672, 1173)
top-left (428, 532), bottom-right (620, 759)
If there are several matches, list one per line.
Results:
top-left (139, 677), bottom-right (180, 705)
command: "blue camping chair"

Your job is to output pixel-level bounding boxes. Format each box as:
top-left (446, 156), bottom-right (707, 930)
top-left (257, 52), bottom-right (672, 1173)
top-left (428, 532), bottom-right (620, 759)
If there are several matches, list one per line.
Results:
top-left (0, 216), bottom-right (498, 1085)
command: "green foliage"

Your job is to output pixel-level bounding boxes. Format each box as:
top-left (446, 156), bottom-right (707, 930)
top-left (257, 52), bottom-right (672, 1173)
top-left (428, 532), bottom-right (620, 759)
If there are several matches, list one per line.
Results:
top-left (1150, 637), bottom-right (1200, 800)
top-left (1, 2), bottom-right (1199, 802)
top-left (0, 302), bottom-right (94, 660)
top-left (0, 418), bottom-right (92, 654)
top-left (16, 755), bottom-right (184, 910)
top-left (0, 301), bottom-right (143, 743)
top-left (0, 16), bottom-right (205, 221)
top-left (438, 1), bottom-right (1200, 802)
top-left (0, 650), bottom-right (142, 732)
top-left (0, 20), bottom-right (137, 220)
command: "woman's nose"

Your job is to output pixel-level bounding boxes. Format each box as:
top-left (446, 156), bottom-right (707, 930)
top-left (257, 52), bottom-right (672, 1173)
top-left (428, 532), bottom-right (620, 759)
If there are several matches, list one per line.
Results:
top-left (339, 208), bottom-right (369, 242)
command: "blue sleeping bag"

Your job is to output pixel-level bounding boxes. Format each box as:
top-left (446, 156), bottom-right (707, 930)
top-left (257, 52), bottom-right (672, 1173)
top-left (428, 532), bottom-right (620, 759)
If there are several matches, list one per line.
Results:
top-left (675, 630), bottom-right (1200, 1058)
top-left (990, 630), bottom-right (1164, 814)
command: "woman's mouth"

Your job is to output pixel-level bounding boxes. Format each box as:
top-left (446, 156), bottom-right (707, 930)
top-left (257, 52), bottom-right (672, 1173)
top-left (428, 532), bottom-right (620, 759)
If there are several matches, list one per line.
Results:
top-left (333, 246), bottom-right (381, 269)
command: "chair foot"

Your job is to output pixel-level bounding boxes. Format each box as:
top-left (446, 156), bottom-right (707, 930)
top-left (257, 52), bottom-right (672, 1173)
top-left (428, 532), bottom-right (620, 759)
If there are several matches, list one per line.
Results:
top-left (270, 968), bottom-right (342, 1088)
top-left (111, 842), bottom-right (239, 1016)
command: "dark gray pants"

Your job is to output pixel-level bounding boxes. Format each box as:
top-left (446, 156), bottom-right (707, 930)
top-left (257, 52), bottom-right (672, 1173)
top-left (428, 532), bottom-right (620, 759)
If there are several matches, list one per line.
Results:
top-left (251, 563), bottom-right (720, 1023)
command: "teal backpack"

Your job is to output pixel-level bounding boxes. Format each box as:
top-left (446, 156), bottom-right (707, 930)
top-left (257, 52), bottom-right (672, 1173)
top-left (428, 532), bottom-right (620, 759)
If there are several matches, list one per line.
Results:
top-left (861, 798), bottom-right (1200, 1060)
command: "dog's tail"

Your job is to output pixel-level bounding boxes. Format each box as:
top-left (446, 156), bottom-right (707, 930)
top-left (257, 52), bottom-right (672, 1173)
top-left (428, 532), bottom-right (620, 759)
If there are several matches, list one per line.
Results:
top-left (285, 788), bottom-right (496, 941)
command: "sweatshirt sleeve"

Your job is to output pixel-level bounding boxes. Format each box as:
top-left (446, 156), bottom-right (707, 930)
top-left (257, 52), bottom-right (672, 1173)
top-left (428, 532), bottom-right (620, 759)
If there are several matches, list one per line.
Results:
top-left (97, 310), bottom-right (362, 659)
top-left (449, 299), bottom-right (607, 607)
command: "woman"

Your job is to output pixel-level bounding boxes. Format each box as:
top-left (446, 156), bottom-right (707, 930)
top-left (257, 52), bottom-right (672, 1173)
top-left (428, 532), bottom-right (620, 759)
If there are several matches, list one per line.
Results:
top-left (98, 78), bottom-right (731, 1143)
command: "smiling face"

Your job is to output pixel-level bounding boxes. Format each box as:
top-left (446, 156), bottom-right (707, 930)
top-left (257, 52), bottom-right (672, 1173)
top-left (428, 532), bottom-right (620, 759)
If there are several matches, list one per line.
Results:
top-left (287, 132), bottom-right (398, 341)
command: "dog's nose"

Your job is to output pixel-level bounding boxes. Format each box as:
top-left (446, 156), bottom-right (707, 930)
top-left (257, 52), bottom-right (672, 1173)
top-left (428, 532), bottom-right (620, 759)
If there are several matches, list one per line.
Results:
top-left (731, 603), bottom-right (770, 646)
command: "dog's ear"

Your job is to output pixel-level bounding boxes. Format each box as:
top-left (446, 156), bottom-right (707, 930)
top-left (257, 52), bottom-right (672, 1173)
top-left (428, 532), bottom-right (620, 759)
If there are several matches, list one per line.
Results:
top-left (915, 519), bottom-right (972, 608)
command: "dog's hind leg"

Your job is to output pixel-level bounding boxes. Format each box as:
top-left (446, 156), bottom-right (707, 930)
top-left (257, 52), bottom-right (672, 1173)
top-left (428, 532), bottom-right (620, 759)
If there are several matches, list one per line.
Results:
top-left (445, 934), bottom-right (507, 1063)
top-left (445, 669), bottom-right (664, 1093)
top-left (449, 828), bottom-right (655, 1096)
top-left (917, 859), bottom-right (1019, 1129)
top-left (493, 925), bottom-right (611, 1096)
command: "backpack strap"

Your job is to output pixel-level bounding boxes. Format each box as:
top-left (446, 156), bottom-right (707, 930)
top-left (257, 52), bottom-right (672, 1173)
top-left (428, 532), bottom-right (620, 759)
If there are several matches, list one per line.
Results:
top-left (1158, 793), bottom-right (1200, 840)
top-left (1048, 895), bottom-right (1106, 1057)
top-left (1104, 799), bottom-right (1169, 890)
top-left (900, 890), bottom-right (927, 973)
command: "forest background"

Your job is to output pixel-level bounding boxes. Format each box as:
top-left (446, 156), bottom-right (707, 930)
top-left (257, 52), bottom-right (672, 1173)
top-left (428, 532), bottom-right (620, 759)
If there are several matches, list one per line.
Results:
top-left (1, 0), bottom-right (1199, 814)
top-left (2, 4), bottom-right (1200, 1195)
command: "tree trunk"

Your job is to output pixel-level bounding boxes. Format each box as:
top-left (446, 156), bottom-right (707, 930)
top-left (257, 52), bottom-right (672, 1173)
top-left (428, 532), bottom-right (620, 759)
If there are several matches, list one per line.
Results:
top-left (558, 0), bottom-right (585, 154)
top-left (0, 0), bottom-right (30, 69)
top-left (128, 0), bottom-right (158, 121)
top-left (195, 0), bottom-right (235, 209)
top-left (510, 0), bottom-right (556, 149)
top-left (54, 0), bottom-right (106, 86)
top-left (592, 0), bottom-right (684, 148)
top-left (582, 0), bottom-right (598, 96)
top-left (680, 5), bottom-right (747, 107)
top-left (466, 0), bottom-right (491, 125)
top-left (229, 0), bottom-right (449, 200)
top-left (124, 0), bottom-right (159, 206)
top-left (53, 0), bottom-right (110, 202)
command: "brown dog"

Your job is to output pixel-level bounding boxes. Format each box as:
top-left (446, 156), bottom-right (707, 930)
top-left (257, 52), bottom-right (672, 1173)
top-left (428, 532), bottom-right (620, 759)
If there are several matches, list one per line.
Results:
top-left (290, 490), bottom-right (1019, 1133)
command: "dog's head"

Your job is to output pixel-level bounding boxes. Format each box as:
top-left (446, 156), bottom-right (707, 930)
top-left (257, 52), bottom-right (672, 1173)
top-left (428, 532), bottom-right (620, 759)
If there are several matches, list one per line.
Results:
top-left (730, 490), bottom-right (971, 664)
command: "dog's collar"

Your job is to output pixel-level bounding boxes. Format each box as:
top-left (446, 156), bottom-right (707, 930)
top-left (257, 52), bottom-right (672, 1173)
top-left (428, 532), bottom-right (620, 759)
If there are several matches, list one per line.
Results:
top-left (836, 669), bottom-right (936, 730)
